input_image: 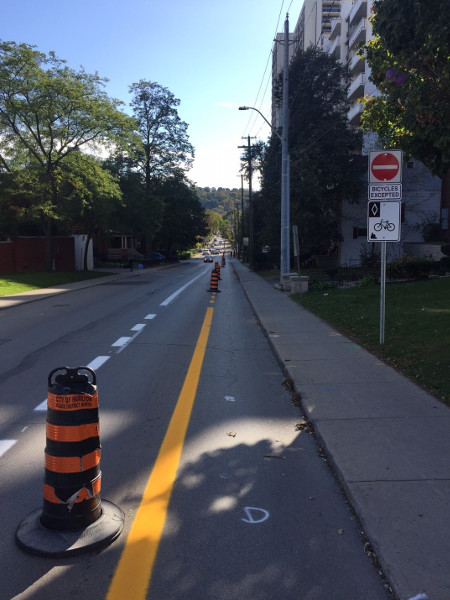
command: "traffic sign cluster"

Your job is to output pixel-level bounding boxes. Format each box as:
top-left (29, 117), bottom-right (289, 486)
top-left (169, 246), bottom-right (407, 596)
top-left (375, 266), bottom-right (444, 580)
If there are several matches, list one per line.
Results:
top-left (367, 150), bottom-right (403, 242)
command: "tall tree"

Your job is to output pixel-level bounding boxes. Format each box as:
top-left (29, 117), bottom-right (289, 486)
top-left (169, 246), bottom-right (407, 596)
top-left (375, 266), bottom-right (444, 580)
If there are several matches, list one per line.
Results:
top-left (129, 80), bottom-right (194, 189)
top-left (361, 0), bottom-right (450, 237)
top-left (0, 40), bottom-right (137, 269)
top-left (261, 46), bottom-right (363, 260)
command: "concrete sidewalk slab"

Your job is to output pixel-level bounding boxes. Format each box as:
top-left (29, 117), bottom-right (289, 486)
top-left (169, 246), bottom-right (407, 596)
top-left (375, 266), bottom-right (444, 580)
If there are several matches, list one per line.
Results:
top-left (232, 259), bottom-right (450, 600)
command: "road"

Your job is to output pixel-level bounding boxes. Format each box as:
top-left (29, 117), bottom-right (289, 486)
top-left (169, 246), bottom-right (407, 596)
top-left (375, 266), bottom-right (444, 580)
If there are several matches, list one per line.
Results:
top-left (0, 259), bottom-right (392, 600)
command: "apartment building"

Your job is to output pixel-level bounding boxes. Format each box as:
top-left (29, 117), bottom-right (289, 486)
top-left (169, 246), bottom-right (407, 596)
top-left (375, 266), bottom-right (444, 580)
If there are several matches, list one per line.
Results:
top-left (272, 0), bottom-right (441, 266)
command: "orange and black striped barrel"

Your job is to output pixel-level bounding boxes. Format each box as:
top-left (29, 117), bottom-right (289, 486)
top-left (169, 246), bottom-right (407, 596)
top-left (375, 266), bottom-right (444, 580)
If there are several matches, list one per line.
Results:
top-left (214, 262), bottom-right (221, 279)
top-left (42, 367), bottom-right (102, 530)
top-left (208, 269), bottom-right (220, 292)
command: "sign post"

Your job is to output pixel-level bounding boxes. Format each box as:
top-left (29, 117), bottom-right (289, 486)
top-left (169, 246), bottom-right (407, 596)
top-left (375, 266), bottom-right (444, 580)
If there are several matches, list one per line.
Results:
top-left (368, 150), bottom-right (403, 344)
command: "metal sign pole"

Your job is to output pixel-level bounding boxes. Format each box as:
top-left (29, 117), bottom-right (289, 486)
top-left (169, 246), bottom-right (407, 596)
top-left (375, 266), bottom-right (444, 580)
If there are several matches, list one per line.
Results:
top-left (380, 241), bottom-right (386, 345)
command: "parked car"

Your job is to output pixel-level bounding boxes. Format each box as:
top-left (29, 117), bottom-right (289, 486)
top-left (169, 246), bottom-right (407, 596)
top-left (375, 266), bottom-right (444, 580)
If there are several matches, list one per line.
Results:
top-left (152, 252), bottom-right (165, 262)
top-left (204, 255), bottom-right (213, 263)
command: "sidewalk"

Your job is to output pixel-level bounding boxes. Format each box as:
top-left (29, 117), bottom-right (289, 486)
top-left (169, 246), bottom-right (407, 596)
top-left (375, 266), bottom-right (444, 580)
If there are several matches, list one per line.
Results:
top-left (231, 259), bottom-right (449, 600)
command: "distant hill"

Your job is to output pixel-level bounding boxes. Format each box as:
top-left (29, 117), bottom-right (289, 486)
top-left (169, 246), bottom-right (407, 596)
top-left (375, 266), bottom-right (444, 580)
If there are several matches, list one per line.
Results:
top-left (196, 187), bottom-right (242, 217)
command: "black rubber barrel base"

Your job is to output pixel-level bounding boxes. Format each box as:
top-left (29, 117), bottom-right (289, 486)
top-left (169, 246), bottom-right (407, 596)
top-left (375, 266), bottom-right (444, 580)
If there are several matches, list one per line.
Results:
top-left (15, 500), bottom-right (124, 557)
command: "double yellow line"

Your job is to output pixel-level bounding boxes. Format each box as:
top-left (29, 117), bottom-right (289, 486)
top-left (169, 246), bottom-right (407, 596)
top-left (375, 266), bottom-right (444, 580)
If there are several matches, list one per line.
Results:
top-left (107, 307), bottom-right (213, 600)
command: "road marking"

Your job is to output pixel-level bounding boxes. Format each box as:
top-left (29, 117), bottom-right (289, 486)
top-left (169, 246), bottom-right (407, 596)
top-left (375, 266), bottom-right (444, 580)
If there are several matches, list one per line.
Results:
top-left (0, 440), bottom-right (17, 457)
top-left (241, 507), bottom-right (270, 524)
top-left (131, 324), bottom-right (146, 331)
top-left (145, 314), bottom-right (156, 320)
top-left (87, 356), bottom-right (111, 370)
top-left (112, 336), bottom-right (131, 347)
top-left (34, 400), bottom-right (47, 412)
top-left (106, 307), bottom-right (213, 600)
top-left (160, 270), bottom-right (207, 306)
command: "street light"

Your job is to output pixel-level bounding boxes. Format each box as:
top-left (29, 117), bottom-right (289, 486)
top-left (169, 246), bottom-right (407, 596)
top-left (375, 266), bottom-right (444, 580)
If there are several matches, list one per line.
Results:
top-left (238, 106), bottom-right (281, 141)
top-left (239, 105), bottom-right (290, 281)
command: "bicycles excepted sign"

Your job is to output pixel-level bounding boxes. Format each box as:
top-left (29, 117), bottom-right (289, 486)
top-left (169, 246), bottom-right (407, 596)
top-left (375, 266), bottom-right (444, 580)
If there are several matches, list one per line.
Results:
top-left (367, 201), bottom-right (401, 242)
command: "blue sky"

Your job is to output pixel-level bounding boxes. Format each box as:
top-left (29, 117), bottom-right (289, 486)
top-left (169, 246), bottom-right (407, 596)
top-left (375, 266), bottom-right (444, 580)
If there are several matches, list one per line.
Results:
top-left (2, 0), bottom-right (304, 189)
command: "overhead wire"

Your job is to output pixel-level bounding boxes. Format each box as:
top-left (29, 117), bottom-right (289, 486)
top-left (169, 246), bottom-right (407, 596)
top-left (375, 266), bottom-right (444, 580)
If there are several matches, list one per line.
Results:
top-left (241, 0), bottom-right (286, 138)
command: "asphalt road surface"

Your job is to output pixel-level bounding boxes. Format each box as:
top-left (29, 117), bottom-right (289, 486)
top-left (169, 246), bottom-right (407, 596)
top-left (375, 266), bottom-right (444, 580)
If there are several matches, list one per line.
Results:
top-left (0, 259), bottom-right (392, 600)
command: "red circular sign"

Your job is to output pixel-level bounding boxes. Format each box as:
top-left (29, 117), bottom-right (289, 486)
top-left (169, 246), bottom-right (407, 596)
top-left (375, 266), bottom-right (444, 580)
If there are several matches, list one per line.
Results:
top-left (371, 153), bottom-right (400, 181)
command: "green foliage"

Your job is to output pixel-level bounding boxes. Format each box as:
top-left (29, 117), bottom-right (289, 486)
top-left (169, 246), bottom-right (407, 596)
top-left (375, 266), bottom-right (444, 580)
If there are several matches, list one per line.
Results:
top-left (361, 1), bottom-right (450, 177)
top-left (152, 176), bottom-right (206, 255)
top-left (441, 244), bottom-right (450, 257)
top-left (261, 46), bottom-right (364, 256)
top-left (358, 274), bottom-right (378, 287)
top-left (309, 280), bottom-right (338, 292)
top-left (196, 187), bottom-right (242, 217)
top-left (387, 255), bottom-right (436, 279)
top-left (128, 80), bottom-right (194, 187)
top-left (0, 40), bottom-right (137, 268)
top-left (298, 278), bottom-right (450, 404)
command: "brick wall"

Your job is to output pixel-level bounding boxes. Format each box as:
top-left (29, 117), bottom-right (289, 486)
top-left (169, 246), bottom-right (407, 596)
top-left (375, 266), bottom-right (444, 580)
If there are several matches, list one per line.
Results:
top-left (0, 237), bottom-right (75, 273)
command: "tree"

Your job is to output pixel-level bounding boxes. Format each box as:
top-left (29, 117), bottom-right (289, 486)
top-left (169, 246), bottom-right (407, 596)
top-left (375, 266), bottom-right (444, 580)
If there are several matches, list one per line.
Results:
top-left (152, 176), bottom-right (206, 255)
top-left (0, 40), bottom-right (137, 269)
top-left (361, 0), bottom-right (450, 236)
top-left (261, 46), bottom-right (363, 260)
top-left (58, 153), bottom-right (123, 269)
top-left (129, 80), bottom-right (194, 189)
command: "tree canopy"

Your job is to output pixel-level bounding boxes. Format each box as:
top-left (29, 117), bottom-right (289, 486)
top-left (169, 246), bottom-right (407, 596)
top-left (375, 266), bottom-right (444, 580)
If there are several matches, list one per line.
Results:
top-left (129, 80), bottom-right (194, 188)
top-left (0, 43), bottom-right (207, 266)
top-left (260, 46), bottom-right (364, 261)
top-left (361, 0), bottom-right (450, 177)
top-left (0, 40), bottom-right (137, 268)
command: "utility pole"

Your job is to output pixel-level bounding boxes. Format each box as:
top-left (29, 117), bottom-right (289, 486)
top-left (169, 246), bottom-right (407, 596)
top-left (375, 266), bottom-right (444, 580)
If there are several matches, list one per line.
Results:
top-left (280, 13), bottom-right (290, 280)
top-left (238, 136), bottom-right (256, 269)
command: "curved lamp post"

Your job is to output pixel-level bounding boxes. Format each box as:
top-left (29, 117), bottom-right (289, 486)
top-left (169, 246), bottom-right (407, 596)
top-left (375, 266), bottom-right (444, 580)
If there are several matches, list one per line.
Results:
top-left (239, 105), bottom-right (290, 281)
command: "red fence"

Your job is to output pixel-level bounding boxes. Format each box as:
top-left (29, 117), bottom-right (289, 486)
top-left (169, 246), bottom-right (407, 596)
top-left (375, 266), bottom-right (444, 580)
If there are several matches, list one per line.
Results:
top-left (0, 237), bottom-right (75, 273)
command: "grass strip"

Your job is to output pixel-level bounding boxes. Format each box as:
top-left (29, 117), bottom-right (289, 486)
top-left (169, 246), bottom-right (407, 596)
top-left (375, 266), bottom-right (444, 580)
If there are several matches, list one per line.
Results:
top-left (292, 278), bottom-right (450, 405)
top-left (0, 271), bottom-right (113, 296)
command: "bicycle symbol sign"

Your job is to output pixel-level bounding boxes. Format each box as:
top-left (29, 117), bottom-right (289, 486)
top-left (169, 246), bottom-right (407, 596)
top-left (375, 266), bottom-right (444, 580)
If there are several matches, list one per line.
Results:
top-left (367, 201), bottom-right (401, 242)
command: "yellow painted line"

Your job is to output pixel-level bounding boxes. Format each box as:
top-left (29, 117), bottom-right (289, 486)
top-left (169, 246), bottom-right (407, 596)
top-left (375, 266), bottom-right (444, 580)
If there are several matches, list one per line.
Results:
top-left (106, 307), bottom-right (214, 600)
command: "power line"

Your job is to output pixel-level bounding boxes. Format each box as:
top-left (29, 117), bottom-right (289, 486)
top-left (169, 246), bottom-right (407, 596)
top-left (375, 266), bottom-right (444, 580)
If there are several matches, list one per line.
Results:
top-left (242, 0), bottom-right (286, 138)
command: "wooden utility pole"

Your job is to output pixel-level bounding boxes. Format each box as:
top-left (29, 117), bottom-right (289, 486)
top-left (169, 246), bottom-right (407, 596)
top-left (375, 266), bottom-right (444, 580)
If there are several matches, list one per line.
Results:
top-left (239, 136), bottom-right (256, 269)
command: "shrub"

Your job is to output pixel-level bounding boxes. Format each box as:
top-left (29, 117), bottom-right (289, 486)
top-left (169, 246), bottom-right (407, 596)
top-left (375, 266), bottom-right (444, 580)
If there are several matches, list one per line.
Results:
top-left (387, 255), bottom-right (435, 279)
top-left (310, 280), bottom-right (338, 292)
top-left (358, 274), bottom-right (378, 287)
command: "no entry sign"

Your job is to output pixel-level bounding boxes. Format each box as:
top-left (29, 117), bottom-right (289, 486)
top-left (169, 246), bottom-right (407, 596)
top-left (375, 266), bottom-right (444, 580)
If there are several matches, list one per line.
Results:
top-left (369, 150), bottom-right (403, 183)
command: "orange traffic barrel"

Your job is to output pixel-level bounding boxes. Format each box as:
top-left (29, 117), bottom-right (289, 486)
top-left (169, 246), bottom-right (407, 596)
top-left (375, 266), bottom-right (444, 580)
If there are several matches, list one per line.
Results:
top-left (15, 367), bottom-right (124, 557)
top-left (221, 253), bottom-right (226, 267)
top-left (208, 269), bottom-right (221, 292)
top-left (214, 262), bottom-right (221, 279)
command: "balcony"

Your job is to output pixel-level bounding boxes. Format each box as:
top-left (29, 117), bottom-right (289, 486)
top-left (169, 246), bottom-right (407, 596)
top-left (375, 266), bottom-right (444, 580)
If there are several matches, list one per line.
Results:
top-left (329, 18), bottom-right (341, 41)
top-left (349, 52), bottom-right (365, 75)
top-left (348, 18), bottom-right (366, 49)
top-left (348, 0), bottom-right (368, 26)
top-left (328, 37), bottom-right (341, 59)
top-left (348, 102), bottom-right (363, 126)
top-left (347, 73), bottom-right (365, 101)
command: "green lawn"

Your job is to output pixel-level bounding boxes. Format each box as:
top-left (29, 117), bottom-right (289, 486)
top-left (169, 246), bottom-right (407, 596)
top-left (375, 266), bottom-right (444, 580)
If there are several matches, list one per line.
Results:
top-left (291, 278), bottom-right (450, 405)
top-left (0, 271), bottom-right (112, 296)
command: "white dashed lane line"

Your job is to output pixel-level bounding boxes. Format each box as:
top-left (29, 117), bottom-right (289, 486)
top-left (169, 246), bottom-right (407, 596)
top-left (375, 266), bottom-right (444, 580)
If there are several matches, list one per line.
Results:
top-left (0, 440), bottom-right (17, 458)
